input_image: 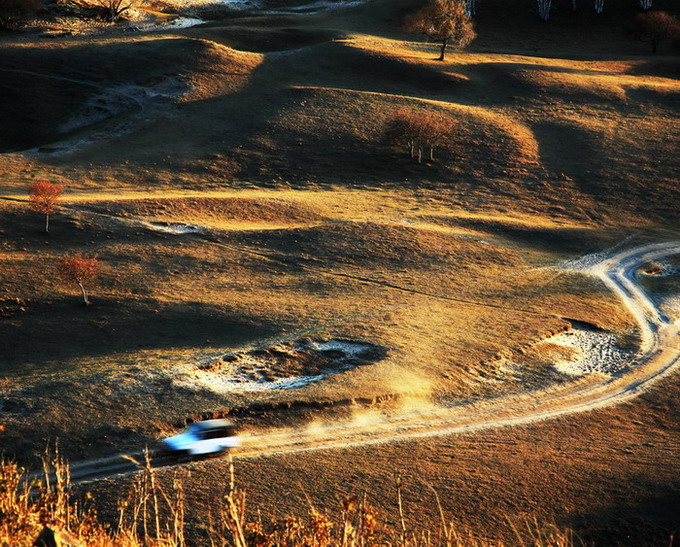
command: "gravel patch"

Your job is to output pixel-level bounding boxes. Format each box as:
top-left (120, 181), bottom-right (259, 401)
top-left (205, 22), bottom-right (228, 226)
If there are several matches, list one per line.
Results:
top-left (540, 326), bottom-right (632, 376)
top-left (174, 338), bottom-right (387, 393)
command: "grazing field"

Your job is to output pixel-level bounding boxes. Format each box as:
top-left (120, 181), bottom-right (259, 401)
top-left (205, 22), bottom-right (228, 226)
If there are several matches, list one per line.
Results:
top-left (0, 0), bottom-right (679, 543)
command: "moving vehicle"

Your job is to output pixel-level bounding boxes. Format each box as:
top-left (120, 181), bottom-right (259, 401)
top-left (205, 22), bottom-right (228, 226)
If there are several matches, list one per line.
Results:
top-left (161, 419), bottom-right (241, 457)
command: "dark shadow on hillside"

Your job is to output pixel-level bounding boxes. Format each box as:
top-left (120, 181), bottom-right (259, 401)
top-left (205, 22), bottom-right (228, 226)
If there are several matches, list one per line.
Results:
top-left (562, 481), bottom-right (680, 546)
top-left (531, 121), bottom-right (604, 183)
top-left (0, 37), bottom-right (227, 151)
top-left (185, 24), bottom-right (339, 53)
top-left (0, 298), bottom-right (279, 376)
top-left (444, 218), bottom-right (624, 254)
top-left (626, 59), bottom-right (680, 79)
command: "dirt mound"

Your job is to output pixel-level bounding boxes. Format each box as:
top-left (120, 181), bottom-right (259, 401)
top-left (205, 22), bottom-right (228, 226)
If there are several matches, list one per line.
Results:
top-left (236, 84), bottom-right (538, 185)
top-left (202, 338), bottom-right (384, 377)
top-left (78, 196), bottom-right (323, 225)
top-left (0, 38), bottom-right (260, 152)
top-left (186, 338), bottom-right (387, 391)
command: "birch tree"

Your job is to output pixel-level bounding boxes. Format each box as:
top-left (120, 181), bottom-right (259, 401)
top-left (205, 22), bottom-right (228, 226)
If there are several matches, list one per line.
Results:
top-left (536, 0), bottom-right (551, 21)
top-left (29, 181), bottom-right (64, 234)
top-left (58, 254), bottom-right (99, 306)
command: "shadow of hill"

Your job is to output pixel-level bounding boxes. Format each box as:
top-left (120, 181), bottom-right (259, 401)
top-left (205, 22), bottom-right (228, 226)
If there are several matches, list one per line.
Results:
top-left (564, 481), bottom-right (680, 546)
top-left (0, 298), bottom-right (279, 376)
top-left (0, 37), bottom-right (235, 151)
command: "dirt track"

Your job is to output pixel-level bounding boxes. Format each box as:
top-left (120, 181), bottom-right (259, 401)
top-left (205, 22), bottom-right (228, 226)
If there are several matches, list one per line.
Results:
top-left (60, 240), bottom-right (680, 484)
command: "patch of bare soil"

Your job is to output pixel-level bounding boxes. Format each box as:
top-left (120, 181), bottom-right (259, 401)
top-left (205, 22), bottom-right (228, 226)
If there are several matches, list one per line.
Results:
top-left (194, 337), bottom-right (386, 387)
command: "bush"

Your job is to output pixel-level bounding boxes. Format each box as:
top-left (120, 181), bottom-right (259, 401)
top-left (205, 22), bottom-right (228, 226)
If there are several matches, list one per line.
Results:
top-left (627, 10), bottom-right (680, 53)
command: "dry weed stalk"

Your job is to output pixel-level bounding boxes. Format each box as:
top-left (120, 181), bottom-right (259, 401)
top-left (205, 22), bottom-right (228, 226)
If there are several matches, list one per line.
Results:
top-left (0, 450), bottom-right (579, 546)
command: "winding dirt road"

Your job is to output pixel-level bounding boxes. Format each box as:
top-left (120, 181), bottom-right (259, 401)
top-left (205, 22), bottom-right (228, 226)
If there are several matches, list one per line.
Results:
top-left (64, 241), bottom-right (680, 484)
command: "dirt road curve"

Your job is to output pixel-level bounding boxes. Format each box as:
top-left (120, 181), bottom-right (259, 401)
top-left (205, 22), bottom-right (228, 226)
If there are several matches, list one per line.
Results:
top-left (64, 241), bottom-right (680, 484)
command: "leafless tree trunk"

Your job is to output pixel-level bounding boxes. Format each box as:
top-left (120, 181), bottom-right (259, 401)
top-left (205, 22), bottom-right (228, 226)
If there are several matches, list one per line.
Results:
top-left (429, 146), bottom-right (435, 160)
top-left (639, 0), bottom-right (652, 10)
top-left (464, 0), bottom-right (476, 16)
top-left (594, 0), bottom-right (604, 13)
top-left (417, 146), bottom-right (423, 164)
top-left (45, 213), bottom-right (50, 234)
top-left (438, 37), bottom-right (448, 61)
top-left (572, 0), bottom-right (577, 11)
top-left (78, 282), bottom-right (89, 306)
top-left (537, 0), bottom-right (551, 21)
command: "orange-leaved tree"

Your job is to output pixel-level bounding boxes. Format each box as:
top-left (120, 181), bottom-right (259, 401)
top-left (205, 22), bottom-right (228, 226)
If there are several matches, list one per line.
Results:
top-left (58, 254), bottom-right (99, 306)
top-left (403, 0), bottom-right (476, 61)
top-left (29, 181), bottom-right (64, 234)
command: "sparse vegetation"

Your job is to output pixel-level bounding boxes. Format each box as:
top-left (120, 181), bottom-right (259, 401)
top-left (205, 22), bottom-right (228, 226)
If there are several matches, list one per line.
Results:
top-left (403, 0), bottom-right (476, 61)
top-left (58, 254), bottom-right (99, 306)
top-left (627, 10), bottom-right (680, 52)
top-left (0, 453), bottom-right (577, 546)
top-left (28, 181), bottom-right (63, 234)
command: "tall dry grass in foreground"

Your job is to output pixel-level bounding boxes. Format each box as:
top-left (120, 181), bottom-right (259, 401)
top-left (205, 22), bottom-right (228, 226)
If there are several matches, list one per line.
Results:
top-left (0, 451), bottom-right (576, 546)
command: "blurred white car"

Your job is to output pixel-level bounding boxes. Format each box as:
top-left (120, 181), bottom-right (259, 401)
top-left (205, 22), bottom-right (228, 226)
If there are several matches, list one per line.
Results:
top-left (162, 419), bottom-right (241, 457)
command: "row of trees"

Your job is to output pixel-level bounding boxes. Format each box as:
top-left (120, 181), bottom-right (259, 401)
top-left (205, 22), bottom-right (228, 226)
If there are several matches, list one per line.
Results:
top-left (28, 181), bottom-right (99, 305)
top-left (382, 108), bottom-right (455, 163)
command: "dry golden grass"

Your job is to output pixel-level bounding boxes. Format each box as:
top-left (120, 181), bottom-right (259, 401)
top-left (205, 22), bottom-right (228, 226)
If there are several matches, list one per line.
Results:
top-left (0, 0), bottom-right (678, 542)
top-left (0, 453), bottom-right (577, 546)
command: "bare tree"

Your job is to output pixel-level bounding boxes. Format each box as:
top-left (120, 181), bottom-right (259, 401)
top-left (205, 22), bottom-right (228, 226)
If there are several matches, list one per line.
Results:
top-left (628, 10), bottom-right (679, 53)
top-left (29, 181), bottom-right (64, 234)
top-left (69, 0), bottom-right (142, 22)
top-left (536, 0), bottom-right (551, 21)
top-left (58, 254), bottom-right (99, 306)
top-left (403, 0), bottom-right (476, 62)
top-left (594, 0), bottom-right (604, 14)
top-left (639, 0), bottom-right (653, 11)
